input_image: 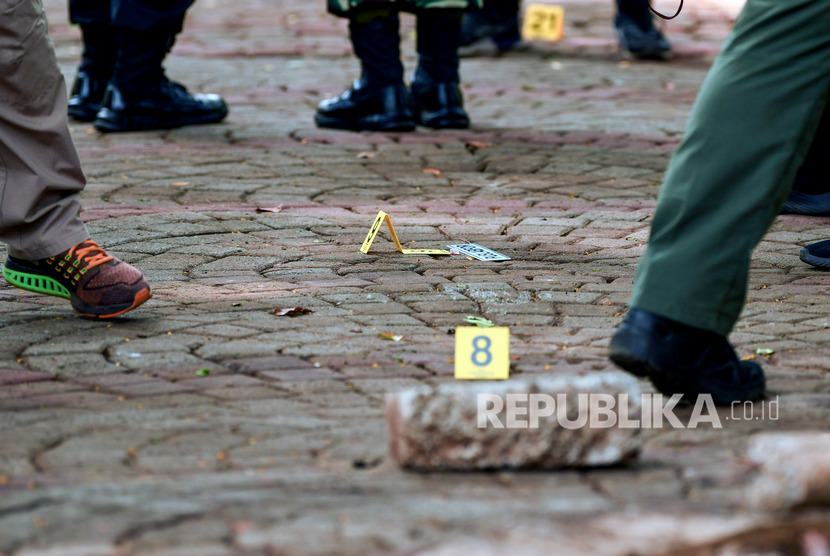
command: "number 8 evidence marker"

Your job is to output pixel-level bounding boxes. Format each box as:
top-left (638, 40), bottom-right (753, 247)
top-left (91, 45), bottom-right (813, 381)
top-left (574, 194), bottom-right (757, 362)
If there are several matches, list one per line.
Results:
top-left (360, 211), bottom-right (451, 255)
top-left (454, 326), bottom-right (510, 380)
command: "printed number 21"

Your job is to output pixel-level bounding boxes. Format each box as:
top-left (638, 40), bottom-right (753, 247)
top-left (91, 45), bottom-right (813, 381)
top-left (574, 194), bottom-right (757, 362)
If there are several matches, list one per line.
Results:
top-left (529, 10), bottom-right (558, 33)
top-left (471, 336), bottom-right (493, 366)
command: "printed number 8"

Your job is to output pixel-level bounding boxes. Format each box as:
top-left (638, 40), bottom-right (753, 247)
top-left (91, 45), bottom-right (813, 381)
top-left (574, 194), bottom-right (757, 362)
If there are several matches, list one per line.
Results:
top-left (471, 336), bottom-right (493, 367)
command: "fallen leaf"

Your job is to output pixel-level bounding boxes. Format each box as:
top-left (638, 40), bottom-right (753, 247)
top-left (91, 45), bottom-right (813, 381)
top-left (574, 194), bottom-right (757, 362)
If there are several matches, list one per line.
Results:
top-left (423, 168), bottom-right (442, 177)
top-left (756, 348), bottom-right (775, 357)
top-left (196, 368), bottom-right (211, 376)
top-left (255, 205), bottom-right (283, 213)
top-left (173, 181), bottom-right (190, 186)
top-left (465, 140), bottom-right (491, 151)
top-left (379, 332), bottom-right (404, 342)
top-left (272, 307), bottom-right (313, 317)
top-left (356, 151), bottom-right (376, 159)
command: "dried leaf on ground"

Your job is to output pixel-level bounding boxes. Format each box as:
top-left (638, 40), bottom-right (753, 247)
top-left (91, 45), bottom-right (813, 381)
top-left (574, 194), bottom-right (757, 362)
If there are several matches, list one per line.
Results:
top-left (255, 205), bottom-right (283, 213)
top-left (465, 140), bottom-right (491, 150)
top-left (272, 307), bottom-right (313, 317)
top-left (379, 332), bottom-right (405, 342)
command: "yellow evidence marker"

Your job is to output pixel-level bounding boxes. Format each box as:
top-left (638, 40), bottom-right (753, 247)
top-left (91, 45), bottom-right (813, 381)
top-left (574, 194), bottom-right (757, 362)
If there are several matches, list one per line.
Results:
top-left (522, 4), bottom-right (565, 42)
top-left (454, 326), bottom-right (510, 380)
top-left (360, 211), bottom-right (451, 255)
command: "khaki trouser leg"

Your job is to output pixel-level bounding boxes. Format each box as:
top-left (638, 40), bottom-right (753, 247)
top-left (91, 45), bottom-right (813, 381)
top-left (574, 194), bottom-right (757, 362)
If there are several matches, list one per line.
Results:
top-left (630, 0), bottom-right (830, 336)
top-left (0, 0), bottom-right (90, 260)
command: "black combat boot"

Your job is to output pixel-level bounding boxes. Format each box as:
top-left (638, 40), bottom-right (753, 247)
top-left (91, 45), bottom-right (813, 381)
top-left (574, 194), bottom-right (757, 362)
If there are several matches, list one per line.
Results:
top-left (615, 0), bottom-right (673, 60)
top-left (315, 10), bottom-right (414, 132)
top-left (459, 0), bottom-right (523, 56)
top-left (68, 23), bottom-right (117, 122)
top-left (782, 105), bottom-right (830, 216)
top-left (94, 19), bottom-right (228, 132)
top-left (411, 10), bottom-right (469, 129)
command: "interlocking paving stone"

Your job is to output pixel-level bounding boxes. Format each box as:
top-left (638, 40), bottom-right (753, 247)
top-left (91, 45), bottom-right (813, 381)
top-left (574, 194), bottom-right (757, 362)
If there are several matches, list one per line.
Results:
top-left (2, 0), bottom-right (828, 554)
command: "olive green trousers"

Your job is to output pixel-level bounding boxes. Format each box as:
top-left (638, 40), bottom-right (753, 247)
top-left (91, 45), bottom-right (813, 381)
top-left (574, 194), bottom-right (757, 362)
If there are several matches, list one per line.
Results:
top-left (631, 0), bottom-right (830, 336)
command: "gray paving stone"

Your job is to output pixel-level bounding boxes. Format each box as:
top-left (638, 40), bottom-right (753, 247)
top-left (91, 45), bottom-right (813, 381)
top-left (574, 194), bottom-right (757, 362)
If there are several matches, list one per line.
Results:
top-left (1, 1), bottom-right (825, 554)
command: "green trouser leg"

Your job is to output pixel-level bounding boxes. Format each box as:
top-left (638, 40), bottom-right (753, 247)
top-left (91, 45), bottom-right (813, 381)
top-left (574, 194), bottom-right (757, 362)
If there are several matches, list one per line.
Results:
top-left (630, 0), bottom-right (830, 336)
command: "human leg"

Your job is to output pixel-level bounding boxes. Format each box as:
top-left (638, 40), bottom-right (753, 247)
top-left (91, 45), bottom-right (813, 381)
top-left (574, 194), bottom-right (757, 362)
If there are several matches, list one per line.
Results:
top-left (459, 0), bottom-right (523, 56)
top-left (68, 0), bottom-right (116, 121)
top-left (610, 0), bottom-right (830, 403)
top-left (781, 104), bottom-right (830, 215)
top-left (92, 0), bottom-right (229, 132)
top-left (614, 0), bottom-right (672, 60)
top-left (0, 0), bottom-right (90, 259)
top-left (315, 7), bottom-right (415, 131)
top-left (0, 0), bottom-right (151, 317)
top-left (412, 9), bottom-right (470, 129)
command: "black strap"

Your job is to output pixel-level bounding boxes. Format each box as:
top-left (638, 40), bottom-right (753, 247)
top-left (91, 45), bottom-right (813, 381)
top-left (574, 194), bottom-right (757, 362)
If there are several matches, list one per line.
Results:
top-left (649, 0), bottom-right (684, 20)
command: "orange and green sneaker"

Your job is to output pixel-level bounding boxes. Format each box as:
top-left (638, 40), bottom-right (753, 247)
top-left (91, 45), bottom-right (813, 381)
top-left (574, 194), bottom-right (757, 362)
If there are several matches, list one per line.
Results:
top-left (2, 239), bottom-right (151, 318)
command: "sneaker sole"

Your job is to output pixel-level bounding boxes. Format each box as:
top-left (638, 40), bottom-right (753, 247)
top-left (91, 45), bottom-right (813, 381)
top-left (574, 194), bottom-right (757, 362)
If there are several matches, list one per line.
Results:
top-left (72, 288), bottom-right (152, 319)
top-left (2, 264), bottom-right (71, 299)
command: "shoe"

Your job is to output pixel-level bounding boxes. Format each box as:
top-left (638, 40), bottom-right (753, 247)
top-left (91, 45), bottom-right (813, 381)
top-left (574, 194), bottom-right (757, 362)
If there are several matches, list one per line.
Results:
top-left (459, 12), bottom-right (525, 57)
top-left (800, 239), bottom-right (830, 270)
top-left (411, 81), bottom-right (470, 129)
top-left (781, 190), bottom-right (830, 216)
top-left (614, 13), bottom-right (673, 60)
top-left (94, 78), bottom-right (228, 133)
top-left (2, 240), bottom-right (151, 318)
top-left (315, 79), bottom-right (415, 132)
top-left (608, 308), bottom-right (766, 406)
top-left (68, 70), bottom-right (111, 122)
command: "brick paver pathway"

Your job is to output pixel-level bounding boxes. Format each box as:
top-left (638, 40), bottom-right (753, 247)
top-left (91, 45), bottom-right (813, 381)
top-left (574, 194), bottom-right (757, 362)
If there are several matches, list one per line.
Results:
top-left (2, 1), bottom-right (829, 554)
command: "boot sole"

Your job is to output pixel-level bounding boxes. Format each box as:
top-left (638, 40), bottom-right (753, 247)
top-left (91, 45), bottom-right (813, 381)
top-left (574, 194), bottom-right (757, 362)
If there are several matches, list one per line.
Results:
top-left (94, 109), bottom-right (228, 133)
top-left (314, 113), bottom-right (415, 132)
top-left (418, 117), bottom-right (470, 130)
top-left (68, 104), bottom-right (100, 123)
